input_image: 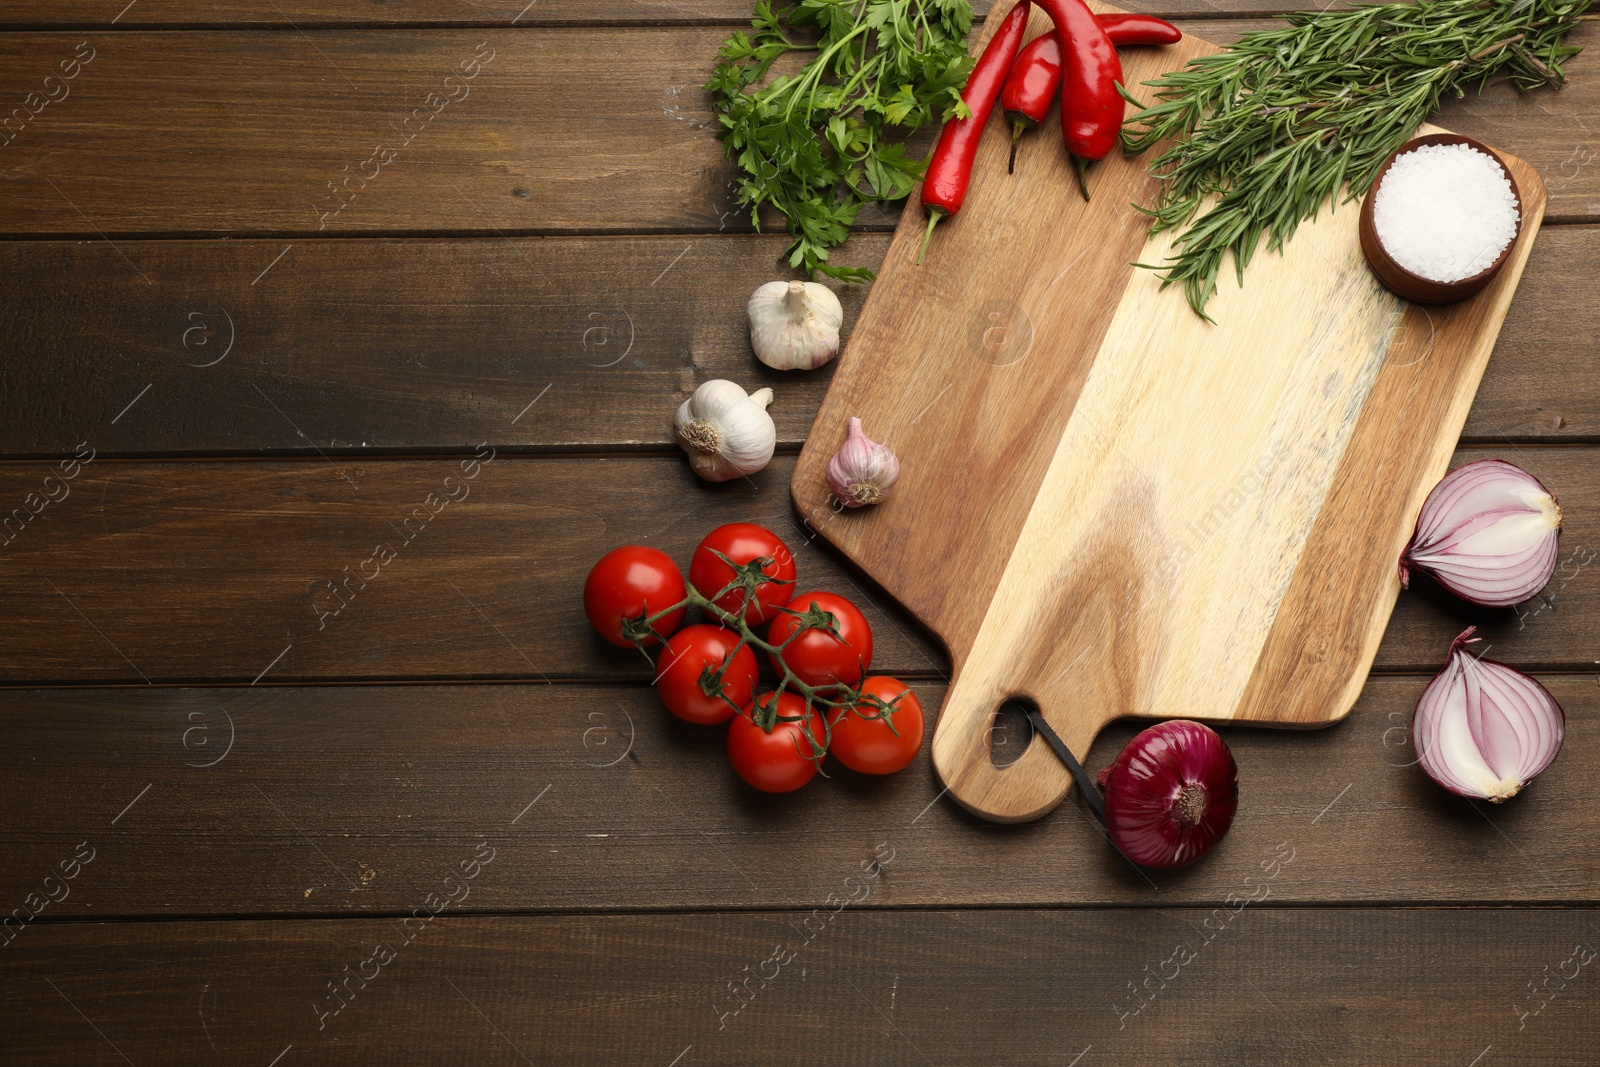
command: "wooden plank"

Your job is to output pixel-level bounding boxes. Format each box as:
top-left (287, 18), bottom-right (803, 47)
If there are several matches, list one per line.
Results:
top-left (0, 454), bottom-right (944, 685)
top-left (0, 230), bottom-right (1594, 459)
top-left (0, 0), bottom-right (763, 27)
top-left (1469, 224), bottom-right (1600, 441)
top-left (0, 450), bottom-right (1592, 686)
top-left (0, 23), bottom-right (1596, 233)
top-left (3, 910), bottom-right (1597, 1064)
top-left (1, 675), bottom-right (1597, 915)
top-left (0, 235), bottom-right (880, 457)
top-left (0, 30), bottom-right (736, 235)
top-left (0, 0), bottom-right (1355, 28)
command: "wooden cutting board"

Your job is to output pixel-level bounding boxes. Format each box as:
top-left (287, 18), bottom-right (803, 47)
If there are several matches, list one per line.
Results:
top-left (790, 0), bottom-right (1547, 822)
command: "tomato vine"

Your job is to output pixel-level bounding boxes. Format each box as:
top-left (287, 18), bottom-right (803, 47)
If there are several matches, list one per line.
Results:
top-left (624, 549), bottom-right (911, 771)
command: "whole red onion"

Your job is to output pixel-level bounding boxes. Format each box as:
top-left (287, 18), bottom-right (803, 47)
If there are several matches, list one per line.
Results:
top-left (1101, 720), bottom-right (1238, 869)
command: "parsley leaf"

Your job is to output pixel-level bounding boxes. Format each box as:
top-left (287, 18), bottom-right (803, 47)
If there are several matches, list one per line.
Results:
top-left (704, 0), bottom-right (976, 283)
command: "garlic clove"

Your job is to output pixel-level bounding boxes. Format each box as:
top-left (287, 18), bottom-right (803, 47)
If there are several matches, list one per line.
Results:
top-left (675, 379), bottom-right (777, 483)
top-left (748, 279), bottom-right (844, 371)
top-left (825, 417), bottom-right (899, 507)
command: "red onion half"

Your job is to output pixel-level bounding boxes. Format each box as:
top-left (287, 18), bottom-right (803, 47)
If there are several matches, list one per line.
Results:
top-left (1101, 720), bottom-right (1238, 869)
top-left (1413, 628), bottom-right (1564, 802)
top-left (1400, 459), bottom-right (1561, 607)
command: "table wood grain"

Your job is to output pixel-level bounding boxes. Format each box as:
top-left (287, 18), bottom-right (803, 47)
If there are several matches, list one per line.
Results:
top-left (4, 231), bottom-right (1599, 456)
top-left (0, 22), bottom-right (1597, 230)
top-left (1, 676), bottom-right (1597, 915)
top-left (1, 2), bottom-right (1596, 1063)
top-left (4, 911), bottom-right (1596, 1065)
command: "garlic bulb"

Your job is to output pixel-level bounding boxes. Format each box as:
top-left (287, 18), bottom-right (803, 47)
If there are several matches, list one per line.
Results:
top-left (748, 280), bottom-right (843, 371)
top-left (675, 380), bottom-right (776, 483)
top-left (826, 417), bottom-right (899, 507)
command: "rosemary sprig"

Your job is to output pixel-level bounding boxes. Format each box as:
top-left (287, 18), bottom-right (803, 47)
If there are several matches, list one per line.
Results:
top-left (705, 0), bottom-right (976, 283)
top-left (1121, 0), bottom-right (1588, 318)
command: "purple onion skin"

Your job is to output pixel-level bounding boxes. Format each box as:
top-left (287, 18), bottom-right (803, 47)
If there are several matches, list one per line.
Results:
top-left (1103, 720), bottom-right (1238, 870)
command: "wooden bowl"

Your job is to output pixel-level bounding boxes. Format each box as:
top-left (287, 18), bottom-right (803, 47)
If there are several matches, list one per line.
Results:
top-left (1358, 133), bottom-right (1522, 304)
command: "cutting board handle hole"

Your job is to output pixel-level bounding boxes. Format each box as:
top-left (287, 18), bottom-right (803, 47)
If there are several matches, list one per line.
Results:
top-left (988, 698), bottom-right (1037, 768)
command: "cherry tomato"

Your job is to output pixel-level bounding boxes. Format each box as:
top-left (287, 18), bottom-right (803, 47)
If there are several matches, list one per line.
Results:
top-left (726, 692), bottom-right (824, 793)
top-left (655, 625), bottom-right (758, 725)
top-left (689, 523), bottom-right (797, 626)
top-left (583, 545), bottom-right (687, 648)
top-left (765, 591), bottom-right (873, 688)
top-left (829, 676), bottom-right (924, 775)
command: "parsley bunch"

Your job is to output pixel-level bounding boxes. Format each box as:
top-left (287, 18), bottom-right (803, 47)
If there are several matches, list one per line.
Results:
top-left (705, 0), bottom-right (977, 283)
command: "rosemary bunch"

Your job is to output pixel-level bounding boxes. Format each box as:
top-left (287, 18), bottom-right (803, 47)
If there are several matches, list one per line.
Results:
top-left (705, 0), bottom-right (976, 282)
top-left (1121, 0), bottom-right (1588, 318)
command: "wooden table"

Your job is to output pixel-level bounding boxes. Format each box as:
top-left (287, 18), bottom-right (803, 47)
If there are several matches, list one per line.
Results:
top-left (1, 2), bottom-right (1596, 1063)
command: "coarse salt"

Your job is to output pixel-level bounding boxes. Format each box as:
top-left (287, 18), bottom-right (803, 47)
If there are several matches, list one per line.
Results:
top-left (1371, 142), bottom-right (1520, 284)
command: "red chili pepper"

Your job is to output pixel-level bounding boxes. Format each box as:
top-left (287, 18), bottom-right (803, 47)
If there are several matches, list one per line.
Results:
top-left (917, 0), bottom-right (1032, 264)
top-left (1001, 15), bottom-right (1179, 174)
top-left (1000, 33), bottom-right (1060, 175)
top-left (1098, 13), bottom-right (1182, 46)
top-left (1034, 0), bottom-right (1122, 200)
